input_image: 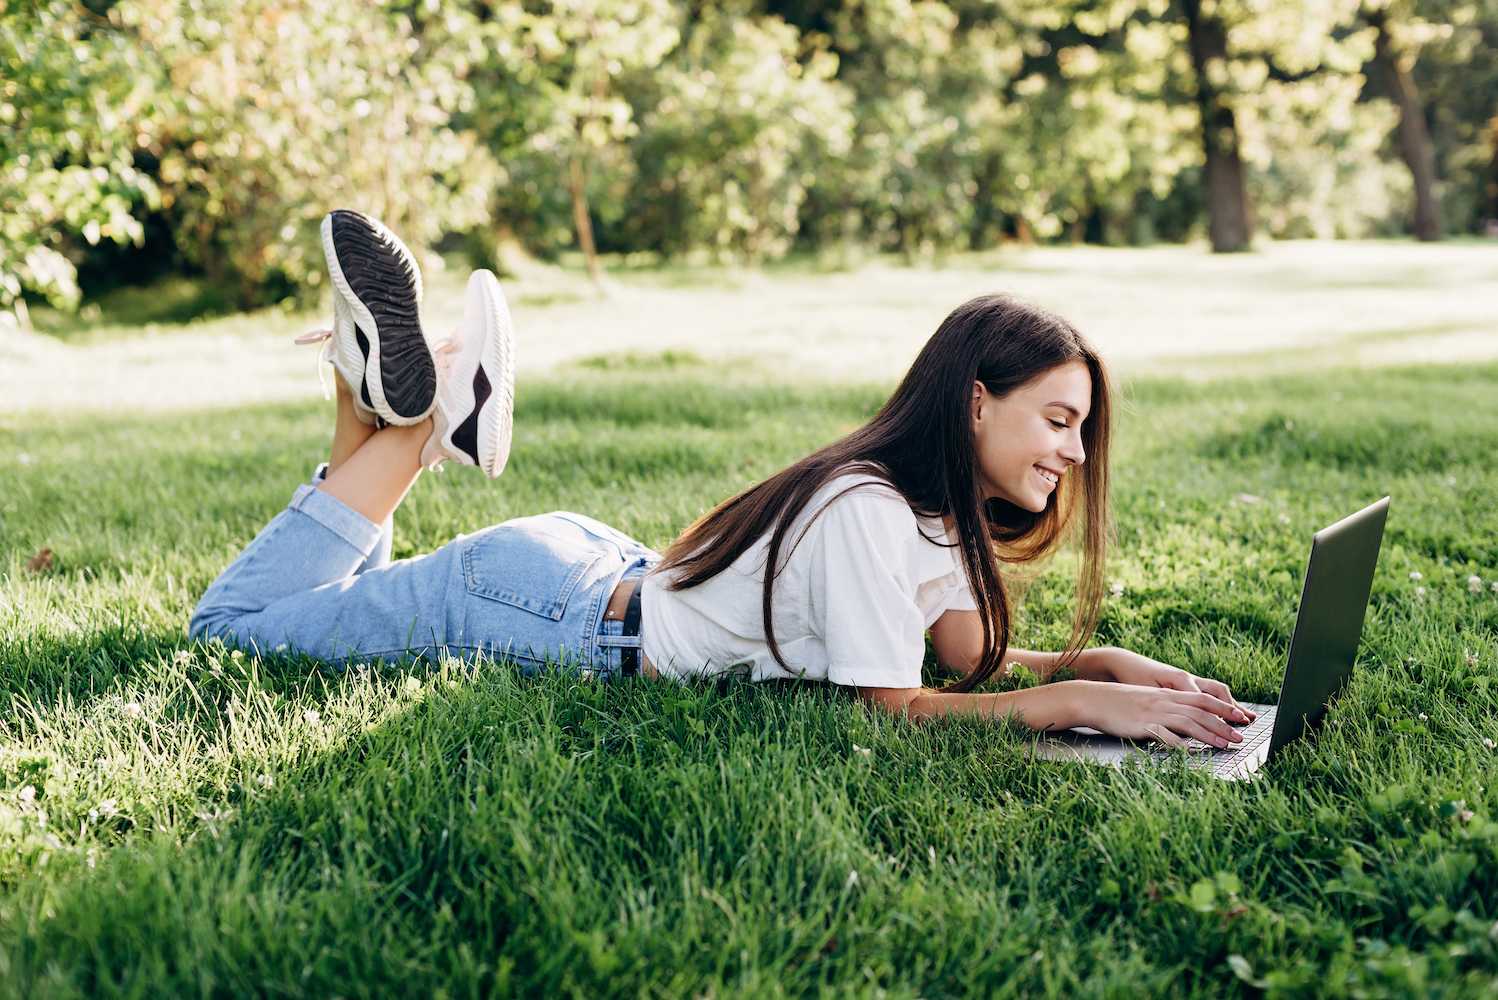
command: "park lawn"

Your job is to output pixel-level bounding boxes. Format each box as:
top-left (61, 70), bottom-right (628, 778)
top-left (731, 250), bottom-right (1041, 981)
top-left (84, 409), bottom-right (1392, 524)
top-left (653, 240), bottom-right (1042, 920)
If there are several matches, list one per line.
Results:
top-left (0, 350), bottom-right (1495, 997)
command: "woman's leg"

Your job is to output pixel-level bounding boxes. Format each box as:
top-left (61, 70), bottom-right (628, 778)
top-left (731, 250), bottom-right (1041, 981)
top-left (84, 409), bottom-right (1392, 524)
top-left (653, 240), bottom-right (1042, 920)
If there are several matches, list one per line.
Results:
top-left (328, 376), bottom-right (379, 474)
top-left (317, 418), bottom-right (430, 526)
top-left (190, 385), bottom-right (431, 649)
top-left (326, 376), bottom-right (393, 572)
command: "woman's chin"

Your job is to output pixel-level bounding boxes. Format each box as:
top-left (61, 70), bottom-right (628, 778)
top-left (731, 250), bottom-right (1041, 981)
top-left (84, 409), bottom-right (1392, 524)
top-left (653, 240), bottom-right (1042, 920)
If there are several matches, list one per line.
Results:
top-left (992, 487), bottom-right (1049, 514)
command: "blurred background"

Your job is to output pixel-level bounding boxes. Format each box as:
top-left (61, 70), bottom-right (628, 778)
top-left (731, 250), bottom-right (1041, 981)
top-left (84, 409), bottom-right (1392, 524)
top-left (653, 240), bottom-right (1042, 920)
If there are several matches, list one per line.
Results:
top-left (2, 0), bottom-right (1495, 398)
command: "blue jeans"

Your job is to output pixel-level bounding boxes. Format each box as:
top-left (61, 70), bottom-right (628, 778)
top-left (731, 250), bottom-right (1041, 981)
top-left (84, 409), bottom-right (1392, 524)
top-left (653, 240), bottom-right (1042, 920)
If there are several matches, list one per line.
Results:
top-left (189, 466), bottom-right (661, 680)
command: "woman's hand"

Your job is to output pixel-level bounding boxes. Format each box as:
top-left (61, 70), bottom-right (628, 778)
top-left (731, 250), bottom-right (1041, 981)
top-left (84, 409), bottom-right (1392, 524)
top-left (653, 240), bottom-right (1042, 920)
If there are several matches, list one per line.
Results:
top-left (1064, 679), bottom-right (1251, 749)
top-left (1083, 646), bottom-right (1256, 721)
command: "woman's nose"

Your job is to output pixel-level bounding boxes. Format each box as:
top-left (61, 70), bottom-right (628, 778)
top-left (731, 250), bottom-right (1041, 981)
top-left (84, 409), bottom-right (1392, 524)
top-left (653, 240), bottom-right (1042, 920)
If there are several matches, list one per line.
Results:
top-left (1060, 434), bottom-right (1085, 466)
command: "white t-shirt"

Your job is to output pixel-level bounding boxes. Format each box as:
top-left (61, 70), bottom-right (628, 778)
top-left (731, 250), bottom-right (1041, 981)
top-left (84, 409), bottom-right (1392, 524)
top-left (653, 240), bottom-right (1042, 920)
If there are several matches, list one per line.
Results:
top-left (640, 469), bottom-right (979, 688)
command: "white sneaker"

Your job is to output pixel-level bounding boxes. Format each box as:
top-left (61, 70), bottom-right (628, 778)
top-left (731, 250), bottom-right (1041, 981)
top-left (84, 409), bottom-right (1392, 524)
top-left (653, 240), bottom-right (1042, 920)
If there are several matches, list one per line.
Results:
top-left (420, 270), bottom-right (516, 478)
top-left (293, 326), bottom-right (379, 425)
top-left (320, 209), bottom-right (437, 426)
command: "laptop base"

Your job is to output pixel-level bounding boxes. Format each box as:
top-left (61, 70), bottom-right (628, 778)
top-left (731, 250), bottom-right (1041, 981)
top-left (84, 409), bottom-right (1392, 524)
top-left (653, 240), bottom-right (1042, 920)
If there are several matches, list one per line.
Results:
top-left (1031, 702), bottom-right (1279, 782)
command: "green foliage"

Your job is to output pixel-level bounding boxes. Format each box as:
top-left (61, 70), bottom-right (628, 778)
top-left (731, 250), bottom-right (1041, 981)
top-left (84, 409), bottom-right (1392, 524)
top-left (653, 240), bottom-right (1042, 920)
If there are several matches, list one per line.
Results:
top-left (118, 0), bottom-right (501, 307)
top-left (0, 0), bottom-right (164, 322)
top-left (462, 0), bottom-right (684, 259)
top-left (4, 0), bottom-right (1497, 315)
top-left (622, 11), bottom-right (853, 260)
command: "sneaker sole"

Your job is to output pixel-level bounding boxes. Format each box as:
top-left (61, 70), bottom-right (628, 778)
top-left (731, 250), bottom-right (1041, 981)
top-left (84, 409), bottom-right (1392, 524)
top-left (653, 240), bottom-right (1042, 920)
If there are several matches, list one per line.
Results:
top-left (447, 270), bottom-right (515, 479)
top-left (321, 210), bottom-right (436, 425)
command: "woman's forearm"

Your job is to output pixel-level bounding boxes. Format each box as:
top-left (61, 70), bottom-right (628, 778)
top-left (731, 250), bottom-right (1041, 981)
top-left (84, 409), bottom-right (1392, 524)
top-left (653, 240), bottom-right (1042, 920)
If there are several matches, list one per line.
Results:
top-left (1005, 646), bottom-right (1114, 683)
top-left (905, 682), bottom-right (1081, 731)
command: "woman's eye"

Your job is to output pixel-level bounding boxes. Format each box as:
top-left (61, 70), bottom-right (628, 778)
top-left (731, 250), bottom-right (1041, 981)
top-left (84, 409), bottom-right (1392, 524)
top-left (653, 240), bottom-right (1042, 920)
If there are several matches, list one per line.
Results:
top-left (1049, 420), bottom-right (1068, 429)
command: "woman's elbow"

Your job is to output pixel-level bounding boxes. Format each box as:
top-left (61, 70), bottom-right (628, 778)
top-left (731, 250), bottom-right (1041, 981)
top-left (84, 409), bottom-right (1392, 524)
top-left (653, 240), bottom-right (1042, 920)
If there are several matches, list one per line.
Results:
top-left (854, 685), bottom-right (927, 718)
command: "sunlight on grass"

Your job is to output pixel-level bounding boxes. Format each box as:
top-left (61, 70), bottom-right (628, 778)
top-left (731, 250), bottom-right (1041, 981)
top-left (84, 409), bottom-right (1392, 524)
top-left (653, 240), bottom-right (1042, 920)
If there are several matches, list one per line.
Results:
top-left (3, 242), bottom-right (1496, 420)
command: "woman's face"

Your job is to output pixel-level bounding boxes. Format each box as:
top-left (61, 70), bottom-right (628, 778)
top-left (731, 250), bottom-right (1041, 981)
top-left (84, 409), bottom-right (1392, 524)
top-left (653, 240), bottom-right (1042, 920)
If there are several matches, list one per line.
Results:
top-left (970, 361), bottom-right (1091, 512)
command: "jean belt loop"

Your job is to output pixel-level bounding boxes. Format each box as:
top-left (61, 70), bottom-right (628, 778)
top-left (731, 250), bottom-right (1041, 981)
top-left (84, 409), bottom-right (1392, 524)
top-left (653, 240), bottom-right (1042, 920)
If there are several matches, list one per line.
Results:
top-left (620, 582), bottom-right (644, 677)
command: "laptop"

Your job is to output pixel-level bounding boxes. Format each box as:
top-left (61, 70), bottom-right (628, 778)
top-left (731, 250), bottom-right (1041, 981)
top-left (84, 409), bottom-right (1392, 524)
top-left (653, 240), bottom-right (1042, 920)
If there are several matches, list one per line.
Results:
top-left (1032, 496), bottom-right (1390, 782)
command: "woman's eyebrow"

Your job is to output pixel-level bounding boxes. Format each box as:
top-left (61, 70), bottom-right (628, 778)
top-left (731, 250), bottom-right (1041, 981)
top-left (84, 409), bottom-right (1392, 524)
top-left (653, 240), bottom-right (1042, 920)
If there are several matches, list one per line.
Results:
top-left (1048, 402), bottom-right (1083, 418)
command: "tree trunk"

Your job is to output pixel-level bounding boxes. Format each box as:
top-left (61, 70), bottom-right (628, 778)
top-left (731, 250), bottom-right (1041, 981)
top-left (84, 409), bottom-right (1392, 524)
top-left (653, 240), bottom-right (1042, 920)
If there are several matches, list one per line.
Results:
top-left (1487, 114), bottom-right (1498, 224)
top-left (1369, 11), bottom-right (1441, 241)
top-left (567, 154), bottom-right (603, 286)
top-left (1181, 0), bottom-right (1253, 253)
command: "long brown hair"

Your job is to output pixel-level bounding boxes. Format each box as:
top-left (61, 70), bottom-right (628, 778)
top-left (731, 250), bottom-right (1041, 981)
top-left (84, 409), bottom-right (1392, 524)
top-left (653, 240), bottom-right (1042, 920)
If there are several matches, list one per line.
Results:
top-left (651, 294), bottom-right (1113, 693)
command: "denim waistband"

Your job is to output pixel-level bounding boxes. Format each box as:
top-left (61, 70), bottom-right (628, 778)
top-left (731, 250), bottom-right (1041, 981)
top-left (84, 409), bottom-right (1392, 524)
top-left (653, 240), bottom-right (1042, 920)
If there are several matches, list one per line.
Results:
top-left (592, 557), bottom-right (653, 680)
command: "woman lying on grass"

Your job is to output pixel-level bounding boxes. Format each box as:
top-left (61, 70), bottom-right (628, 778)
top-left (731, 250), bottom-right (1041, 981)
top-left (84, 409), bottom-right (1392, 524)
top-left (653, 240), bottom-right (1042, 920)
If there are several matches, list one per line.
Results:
top-left (190, 209), bottom-right (1257, 751)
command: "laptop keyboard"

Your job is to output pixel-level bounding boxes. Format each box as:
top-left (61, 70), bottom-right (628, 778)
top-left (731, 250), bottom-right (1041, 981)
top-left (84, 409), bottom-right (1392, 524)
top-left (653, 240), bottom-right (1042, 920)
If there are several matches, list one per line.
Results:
top-left (1148, 707), bottom-right (1277, 777)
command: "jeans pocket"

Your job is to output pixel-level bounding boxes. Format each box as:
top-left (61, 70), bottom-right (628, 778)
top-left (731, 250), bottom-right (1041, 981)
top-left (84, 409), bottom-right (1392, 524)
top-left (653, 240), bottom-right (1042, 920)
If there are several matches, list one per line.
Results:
top-left (462, 515), bottom-right (610, 621)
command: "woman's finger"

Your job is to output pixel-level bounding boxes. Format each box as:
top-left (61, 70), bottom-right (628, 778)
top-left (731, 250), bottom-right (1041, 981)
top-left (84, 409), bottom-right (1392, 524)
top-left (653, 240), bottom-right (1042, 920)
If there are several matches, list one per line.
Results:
top-left (1181, 690), bottom-right (1250, 723)
top-left (1164, 670), bottom-right (1202, 692)
top-left (1169, 714), bottom-right (1232, 750)
top-left (1187, 707), bottom-right (1242, 746)
top-left (1143, 723), bottom-right (1187, 748)
top-left (1198, 677), bottom-right (1252, 714)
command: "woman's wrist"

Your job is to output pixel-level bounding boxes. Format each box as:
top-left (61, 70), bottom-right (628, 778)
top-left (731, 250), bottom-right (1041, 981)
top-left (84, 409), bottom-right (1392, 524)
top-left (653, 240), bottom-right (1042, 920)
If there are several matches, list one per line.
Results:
top-left (1071, 646), bottom-right (1118, 682)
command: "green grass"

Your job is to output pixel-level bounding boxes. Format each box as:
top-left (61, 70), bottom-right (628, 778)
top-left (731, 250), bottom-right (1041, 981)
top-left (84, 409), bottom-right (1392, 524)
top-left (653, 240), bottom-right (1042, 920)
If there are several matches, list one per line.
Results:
top-left (0, 350), bottom-right (1495, 996)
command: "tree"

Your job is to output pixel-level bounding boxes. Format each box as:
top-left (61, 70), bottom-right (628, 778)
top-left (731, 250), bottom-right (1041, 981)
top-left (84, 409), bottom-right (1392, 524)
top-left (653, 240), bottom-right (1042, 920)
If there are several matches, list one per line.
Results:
top-left (1178, 0), bottom-right (1253, 251)
top-left (620, 11), bottom-right (854, 261)
top-left (463, 0), bottom-right (681, 286)
top-left (0, 0), bottom-right (163, 326)
top-left (119, 0), bottom-right (499, 307)
top-left (1364, 1), bottom-right (1441, 239)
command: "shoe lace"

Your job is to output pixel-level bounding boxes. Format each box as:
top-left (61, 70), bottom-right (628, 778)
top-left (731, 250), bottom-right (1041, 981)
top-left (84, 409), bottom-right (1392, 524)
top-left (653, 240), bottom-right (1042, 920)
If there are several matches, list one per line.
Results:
top-left (294, 327), bottom-right (335, 400)
top-left (429, 329), bottom-right (462, 384)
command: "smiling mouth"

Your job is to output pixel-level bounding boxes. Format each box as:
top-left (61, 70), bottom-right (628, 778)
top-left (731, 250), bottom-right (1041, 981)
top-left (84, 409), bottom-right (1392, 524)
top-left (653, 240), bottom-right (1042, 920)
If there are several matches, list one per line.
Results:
top-left (1034, 465), bottom-right (1060, 488)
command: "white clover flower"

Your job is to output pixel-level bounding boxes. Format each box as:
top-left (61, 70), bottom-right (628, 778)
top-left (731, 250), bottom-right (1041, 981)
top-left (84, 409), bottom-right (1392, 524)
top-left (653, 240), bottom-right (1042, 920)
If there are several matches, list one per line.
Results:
top-left (302, 709), bottom-right (321, 724)
top-left (1277, 513), bottom-right (1291, 525)
top-left (1414, 586), bottom-right (1427, 598)
top-left (273, 643), bottom-right (288, 653)
top-left (1483, 738), bottom-right (1496, 751)
top-left (17, 452), bottom-right (33, 466)
top-left (173, 649), bottom-right (193, 665)
top-left (851, 743), bottom-right (871, 757)
top-left (844, 869), bottom-right (860, 889)
top-left (403, 676), bottom-right (422, 695)
top-left (1491, 581), bottom-right (1498, 595)
top-left (1409, 571), bottom-right (1423, 582)
top-left (122, 702), bottom-right (143, 719)
top-left (1467, 650), bottom-right (1481, 668)
top-left (17, 785), bottom-right (35, 803)
top-left (96, 799), bottom-right (117, 818)
top-left (256, 773), bottom-right (274, 788)
top-left (1109, 582), bottom-right (1126, 598)
top-left (1418, 713), bottom-right (1428, 721)
top-left (230, 649), bottom-right (244, 661)
top-left (1469, 575), bottom-right (1484, 594)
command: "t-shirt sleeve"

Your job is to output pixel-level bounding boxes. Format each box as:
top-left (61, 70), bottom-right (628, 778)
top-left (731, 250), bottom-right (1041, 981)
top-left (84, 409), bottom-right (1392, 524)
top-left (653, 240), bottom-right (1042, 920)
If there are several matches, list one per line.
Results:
top-left (808, 487), bottom-right (927, 689)
top-left (946, 572), bottom-right (979, 612)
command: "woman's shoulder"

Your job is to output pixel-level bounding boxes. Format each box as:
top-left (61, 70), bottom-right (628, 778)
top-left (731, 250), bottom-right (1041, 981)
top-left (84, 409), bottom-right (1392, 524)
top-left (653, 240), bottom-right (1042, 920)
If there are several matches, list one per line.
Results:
top-left (815, 466), bottom-right (914, 517)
